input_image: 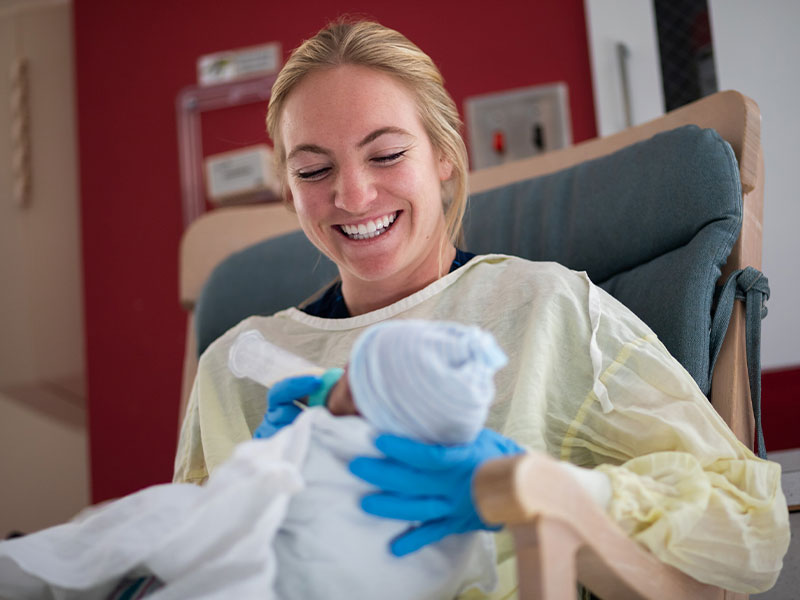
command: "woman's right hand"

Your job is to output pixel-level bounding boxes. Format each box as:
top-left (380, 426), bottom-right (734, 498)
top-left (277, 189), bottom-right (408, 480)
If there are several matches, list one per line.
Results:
top-left (350, 428), bottom-right (524, 556)
top-left (253, 375), bottom-right (322, 439)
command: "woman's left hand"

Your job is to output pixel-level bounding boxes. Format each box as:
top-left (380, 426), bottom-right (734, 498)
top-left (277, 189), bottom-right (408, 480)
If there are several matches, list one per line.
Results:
top-left (349, 428), bottom-right (524, 556)
top-left (253, 375), bottom-right (322, 439)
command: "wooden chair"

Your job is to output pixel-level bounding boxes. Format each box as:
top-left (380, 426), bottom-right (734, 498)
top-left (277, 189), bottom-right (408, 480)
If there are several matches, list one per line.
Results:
top-left (178, 90), bottom-right (763, 599)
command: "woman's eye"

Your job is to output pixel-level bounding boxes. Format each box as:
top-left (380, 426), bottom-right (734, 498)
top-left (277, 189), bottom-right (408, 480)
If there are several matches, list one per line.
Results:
top-left (295, 166), bottom-right (331, 181)
top-left (372, 150), bottom-right (406, 165)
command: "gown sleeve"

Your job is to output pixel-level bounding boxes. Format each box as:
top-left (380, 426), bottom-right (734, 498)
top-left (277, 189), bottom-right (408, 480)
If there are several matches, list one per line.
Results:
top-left (500, 267), bottom-right (789, 593)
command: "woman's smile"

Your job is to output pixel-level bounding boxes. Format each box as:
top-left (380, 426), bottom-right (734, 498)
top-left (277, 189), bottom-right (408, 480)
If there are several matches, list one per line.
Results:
top-left (337, 211), bottom-right (399, 240)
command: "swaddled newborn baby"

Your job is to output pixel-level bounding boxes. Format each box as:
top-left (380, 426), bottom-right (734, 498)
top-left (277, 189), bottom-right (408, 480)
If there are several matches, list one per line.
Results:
top-left (0, 320), bottom-right (506, 600)
top-left (264, 319), bottom-right (507, 600)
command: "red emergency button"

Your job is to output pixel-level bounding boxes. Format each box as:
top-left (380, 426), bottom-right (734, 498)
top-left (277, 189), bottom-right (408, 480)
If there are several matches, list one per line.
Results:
top-left (493, 130), bottom-right (506, 155)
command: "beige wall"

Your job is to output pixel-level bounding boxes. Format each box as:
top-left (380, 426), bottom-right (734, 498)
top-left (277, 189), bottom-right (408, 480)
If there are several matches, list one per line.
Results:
top-left (0, 0), bottom-right (89, 535)
top-left (710, 0), bottom-right (800, 369)
top-left (0, 390), bottom-right (88, 534)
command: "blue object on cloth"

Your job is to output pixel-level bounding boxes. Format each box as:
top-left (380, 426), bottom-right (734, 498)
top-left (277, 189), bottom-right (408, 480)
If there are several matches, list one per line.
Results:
top-left (349, 428), bottom-right (523, 556)
top-left (253, 375), bottom-right (322, 439)
top-left (106, 575), bottom-right (164, 599)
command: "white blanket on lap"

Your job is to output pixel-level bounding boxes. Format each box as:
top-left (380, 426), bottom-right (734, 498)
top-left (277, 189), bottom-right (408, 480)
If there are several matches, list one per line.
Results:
top-left (0, 409), bottom-right (496, 599)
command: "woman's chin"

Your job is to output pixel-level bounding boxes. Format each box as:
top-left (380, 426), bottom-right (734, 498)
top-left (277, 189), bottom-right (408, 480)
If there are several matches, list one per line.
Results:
top-left (340, 256), bottom-right (403, 285)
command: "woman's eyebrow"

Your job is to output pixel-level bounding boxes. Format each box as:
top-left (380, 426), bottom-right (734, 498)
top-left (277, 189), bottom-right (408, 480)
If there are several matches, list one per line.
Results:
top-left (358, 126), bottom-right (414, 148)
top-left (287, 143), bottom-right (330, 161)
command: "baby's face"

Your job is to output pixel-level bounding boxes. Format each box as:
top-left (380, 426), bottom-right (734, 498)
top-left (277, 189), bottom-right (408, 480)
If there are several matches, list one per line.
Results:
top-left (325, 368), bottom-right (359, 416)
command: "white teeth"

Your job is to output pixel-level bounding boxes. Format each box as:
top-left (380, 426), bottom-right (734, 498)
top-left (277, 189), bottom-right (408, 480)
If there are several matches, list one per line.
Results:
top-left (340, 212), bottom-right (397, 240)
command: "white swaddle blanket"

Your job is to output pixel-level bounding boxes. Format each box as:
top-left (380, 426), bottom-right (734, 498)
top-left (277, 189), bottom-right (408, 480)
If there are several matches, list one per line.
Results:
top-left (0, 416), bottom-right (309, 600)
top-left (0, 321), bottom-right (501, 599)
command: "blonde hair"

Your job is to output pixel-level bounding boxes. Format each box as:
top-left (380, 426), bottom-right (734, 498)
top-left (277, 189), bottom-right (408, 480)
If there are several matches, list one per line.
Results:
top-left (266, 19), bottom-right (469, 245)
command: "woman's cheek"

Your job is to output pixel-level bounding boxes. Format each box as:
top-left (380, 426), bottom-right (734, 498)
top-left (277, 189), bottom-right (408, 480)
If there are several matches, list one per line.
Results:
top-left (293, 188), bottom-right (329, 227)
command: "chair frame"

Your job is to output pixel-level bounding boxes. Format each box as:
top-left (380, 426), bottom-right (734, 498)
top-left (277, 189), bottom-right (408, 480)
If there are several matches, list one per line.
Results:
top-left (178, 90), bottom-right (763, 599)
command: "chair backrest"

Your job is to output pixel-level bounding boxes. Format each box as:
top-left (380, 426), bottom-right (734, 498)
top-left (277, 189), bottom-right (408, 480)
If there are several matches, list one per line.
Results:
top-left (178, 91), bottom-right (763, 448)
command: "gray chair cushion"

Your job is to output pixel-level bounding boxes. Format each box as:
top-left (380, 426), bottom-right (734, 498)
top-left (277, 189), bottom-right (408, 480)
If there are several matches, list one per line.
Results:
top-left (195, 125), bottom-right (742, 396)
top-left (195, 231), bottom-right (337, 355)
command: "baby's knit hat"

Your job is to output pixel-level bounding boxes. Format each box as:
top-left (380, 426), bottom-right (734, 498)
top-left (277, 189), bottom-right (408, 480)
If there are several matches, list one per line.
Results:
top-left (347, 320), bottom-right (508, 445)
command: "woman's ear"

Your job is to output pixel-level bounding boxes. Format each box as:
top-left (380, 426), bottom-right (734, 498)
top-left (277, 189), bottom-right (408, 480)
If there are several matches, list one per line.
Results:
top-left (438, 155), bottom-right (453, 182)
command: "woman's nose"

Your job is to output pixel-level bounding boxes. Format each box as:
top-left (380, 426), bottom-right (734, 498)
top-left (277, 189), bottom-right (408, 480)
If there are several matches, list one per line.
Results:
top-left (333, 166), bottom-right (377, 213)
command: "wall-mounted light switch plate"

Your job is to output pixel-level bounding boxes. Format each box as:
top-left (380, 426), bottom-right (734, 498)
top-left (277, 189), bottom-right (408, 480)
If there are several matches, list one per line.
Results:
top-left (465, 83), bottom-right (572, 170)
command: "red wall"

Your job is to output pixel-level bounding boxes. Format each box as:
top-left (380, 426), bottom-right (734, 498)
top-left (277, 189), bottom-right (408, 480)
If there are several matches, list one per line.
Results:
top-left (762, 367), bottom-right (800, 452)
top-left (73, 0), bottom-right (598, 502)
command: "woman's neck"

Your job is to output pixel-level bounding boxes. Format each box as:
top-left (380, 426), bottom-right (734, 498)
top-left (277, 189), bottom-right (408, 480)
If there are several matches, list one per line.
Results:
top-left (341, 242), bottom-right (457, 316)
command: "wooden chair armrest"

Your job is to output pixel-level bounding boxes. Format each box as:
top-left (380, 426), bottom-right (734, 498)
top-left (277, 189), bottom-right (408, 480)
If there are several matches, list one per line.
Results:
top-left (473, 454), bottom-right (725, 600)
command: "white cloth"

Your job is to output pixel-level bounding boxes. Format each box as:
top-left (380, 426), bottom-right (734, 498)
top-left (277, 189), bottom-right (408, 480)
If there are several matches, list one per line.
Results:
top-left (0, 414), bottom-right (310, 599)
top-left (175, 254), bottom-right (789, 594)
top-left (0, 409), bottom-right (495, 600)
top-left (348, 319), bottom-right (507, 445)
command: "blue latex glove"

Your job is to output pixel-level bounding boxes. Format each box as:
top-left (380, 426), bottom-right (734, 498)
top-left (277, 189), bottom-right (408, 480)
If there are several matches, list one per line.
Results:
top-left (349, 428), bottom-right (524, 556)
top-left (253, 375), bottom-right (322, 439)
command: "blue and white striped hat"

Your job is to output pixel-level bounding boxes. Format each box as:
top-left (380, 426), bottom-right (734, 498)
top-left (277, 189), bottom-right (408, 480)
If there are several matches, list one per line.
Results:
top-left (347, 320), bottom-right (508, 445)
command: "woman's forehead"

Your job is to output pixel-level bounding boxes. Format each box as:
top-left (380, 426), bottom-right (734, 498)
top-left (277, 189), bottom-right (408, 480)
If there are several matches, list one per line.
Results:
top-left (280, 65), bottom-right (424, 146)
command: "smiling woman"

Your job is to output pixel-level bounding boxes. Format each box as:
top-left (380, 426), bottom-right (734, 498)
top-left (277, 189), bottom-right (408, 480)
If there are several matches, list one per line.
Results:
top-left (172, 18), bottom-right (790, 598)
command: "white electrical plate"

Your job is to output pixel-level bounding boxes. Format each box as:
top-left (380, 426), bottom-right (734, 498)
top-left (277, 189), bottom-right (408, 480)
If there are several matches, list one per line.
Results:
top-left (465, 83), bottom-right (572, 170)
top-left (204, 145), bottom-right (279, 205)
